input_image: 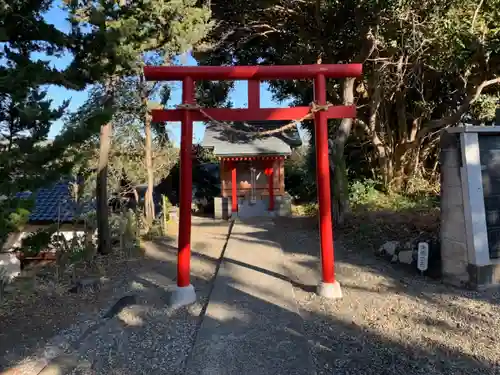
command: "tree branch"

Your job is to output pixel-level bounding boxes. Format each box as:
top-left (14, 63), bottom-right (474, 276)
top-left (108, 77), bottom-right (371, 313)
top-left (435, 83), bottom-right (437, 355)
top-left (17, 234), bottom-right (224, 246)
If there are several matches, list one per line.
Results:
top-left (405, 76), bottom-right (500, 147)
top-left (471, 0), bottom-right (485, 32)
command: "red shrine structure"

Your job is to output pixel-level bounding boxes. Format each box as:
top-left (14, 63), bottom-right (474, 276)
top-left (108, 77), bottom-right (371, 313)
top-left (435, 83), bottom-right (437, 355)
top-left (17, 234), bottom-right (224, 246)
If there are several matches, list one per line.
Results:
top-left (202, 118), bottom-right (302, 219)
top-left (144, 64), bottom-right (362, 306)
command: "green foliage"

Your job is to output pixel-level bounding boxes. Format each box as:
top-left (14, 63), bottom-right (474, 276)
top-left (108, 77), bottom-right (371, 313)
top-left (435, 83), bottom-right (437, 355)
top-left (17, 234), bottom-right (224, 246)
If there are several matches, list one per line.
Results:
top-left (196, 80), bottom-right (233, 108)
top-left (0, 18), bottom-right (72, 193)
top-left (65, 0), bottom-right (213, 79)
top-left (192, 162), bottom-right (220, 210)
top-left (66, 81), bottom-right (179, 197)
top-left (67, 242), bottom-right (88, 263)
top-left (349, 179), bottom-right (439, 212)
top-left (468, 94), bottom-right (500, 124)
top-left (348, 179), bottom-right (380, 207)
top-left (284, 157), bottom-right (316, 203)
top-left (141, 218), bottom-right (164, 240)
top-left (301, 203), bottom-right (319, 217)
top-left (162, 194), bottom-right (171, 231)
top-left (63, 0), bottom-right (214, 244)
top-left (0, 86), bottom-right (69, 193)
top-left (0, 1), bottom-right (82, 88)
top-left (193, 144), bottom-right (217, 164)
top-left (21, 226), bottom-right (57, 257)
top-left (0, 198), bottom-right (33, 244)
top-left (49, 232), bottom-right (96, 277)
top-left (196, 0), bottom-right (500, 189)
top-left (6, 209), bottom-right (31, 230)
top-left (162, 194), bottom-right (172, 212)
top-left (0, 0), bottom-right (104, 245)
top-left (343, 178), bottom-right (441, 253)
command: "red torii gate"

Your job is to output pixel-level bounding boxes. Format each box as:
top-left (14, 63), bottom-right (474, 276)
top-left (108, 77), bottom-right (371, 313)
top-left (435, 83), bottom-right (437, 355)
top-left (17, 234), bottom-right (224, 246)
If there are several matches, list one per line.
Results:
top-left (144, 64), bottom-right (362, 306)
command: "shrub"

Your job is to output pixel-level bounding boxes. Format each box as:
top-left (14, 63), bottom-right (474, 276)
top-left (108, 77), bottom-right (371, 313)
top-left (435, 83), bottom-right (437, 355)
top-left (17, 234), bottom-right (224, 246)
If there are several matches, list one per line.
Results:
top-left (348, 178), bottom-right (439, 212)
top-left (349, 179), bottom-right (379, 207)
top-left (0, 197), bottom-right (33, 245)
top-left (21, 226), bottom-right (57, 257)
top-left (285, 154), bottom-right (316, 203)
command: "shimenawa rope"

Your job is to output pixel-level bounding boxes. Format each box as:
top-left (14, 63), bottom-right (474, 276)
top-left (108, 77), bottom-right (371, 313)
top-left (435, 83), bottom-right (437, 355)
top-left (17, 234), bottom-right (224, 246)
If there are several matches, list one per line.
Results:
top-left (175, 101), bottom-right (332, 137)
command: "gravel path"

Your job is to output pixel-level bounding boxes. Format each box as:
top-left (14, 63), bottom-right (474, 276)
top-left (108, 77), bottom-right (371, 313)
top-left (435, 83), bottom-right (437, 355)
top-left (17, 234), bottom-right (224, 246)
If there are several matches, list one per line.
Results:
top-left (66, 219), bottom-right (231, 375)
top-left (5, 215), bottom-right (500, 375)
top-left (274, 217), bottom-right (500, 375)
top-left (0, 256), bottom-right (137, 372)
top-left (0, 218), bottom-right (231, 375)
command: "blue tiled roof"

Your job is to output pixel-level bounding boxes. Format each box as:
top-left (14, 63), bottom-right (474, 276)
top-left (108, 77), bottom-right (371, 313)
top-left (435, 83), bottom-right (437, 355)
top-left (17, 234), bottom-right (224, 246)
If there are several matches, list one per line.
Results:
top-left (15, 181), bottom-right (95, 223)
top-left (15, 191), bottom-right (33, 199)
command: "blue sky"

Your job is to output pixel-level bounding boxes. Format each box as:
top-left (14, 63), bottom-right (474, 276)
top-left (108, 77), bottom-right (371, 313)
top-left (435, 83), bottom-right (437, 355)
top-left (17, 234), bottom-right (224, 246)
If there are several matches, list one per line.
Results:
top-left (39, 1), bottom-right (298, 145)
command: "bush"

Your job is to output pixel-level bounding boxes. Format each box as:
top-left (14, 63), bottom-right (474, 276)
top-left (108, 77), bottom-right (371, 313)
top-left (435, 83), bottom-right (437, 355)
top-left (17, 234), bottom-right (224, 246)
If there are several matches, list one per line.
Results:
top-left (342, 176), bottom-right (440, 258)
top-left (349, 179), bottom-right (379, 206)
top-left (285, 155), bottom-right (316, 203)
top-left (348, 178), bottom-right (439, 212)
top-left (302, 202), bottom-right (319, 216)
top-left (21, 226), bottom-right (57, 257)
top-left (0, 197), bottom-right (33, 245)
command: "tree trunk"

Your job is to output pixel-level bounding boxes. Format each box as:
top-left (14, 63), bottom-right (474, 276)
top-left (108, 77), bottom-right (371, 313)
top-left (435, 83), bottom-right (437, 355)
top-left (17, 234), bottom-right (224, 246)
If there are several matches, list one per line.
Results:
top-left (143, 89), bottom-right (155, 225)
top-left (145, 121), bottom-right (154, 222)
top-left (391, 117), bottom-right (423, 192)
top-left (329, 139), bottom-right (349, 225)
top-left (322, 28), bottom-right (377, 224)
top-left (366, 69), bottom-right (393, 189)
top-left (96, 80), bottom-right (114, 255)
top-left (391, 153), bottom-right (405, 192)
top-left (96, 121), bottom-right (112, 254)
top-left (329, 77), bottom-right (356, 225)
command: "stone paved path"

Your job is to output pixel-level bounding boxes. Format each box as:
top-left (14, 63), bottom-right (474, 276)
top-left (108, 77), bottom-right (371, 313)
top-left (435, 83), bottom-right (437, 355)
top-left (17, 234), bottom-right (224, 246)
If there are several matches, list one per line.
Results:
top-left (184, 219), bottom-right (314, 375)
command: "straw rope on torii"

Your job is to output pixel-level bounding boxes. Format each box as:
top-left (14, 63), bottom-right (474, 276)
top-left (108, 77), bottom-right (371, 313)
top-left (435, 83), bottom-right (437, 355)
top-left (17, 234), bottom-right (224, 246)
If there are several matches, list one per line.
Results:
top-left (176, 101), bottom-right (333, 137)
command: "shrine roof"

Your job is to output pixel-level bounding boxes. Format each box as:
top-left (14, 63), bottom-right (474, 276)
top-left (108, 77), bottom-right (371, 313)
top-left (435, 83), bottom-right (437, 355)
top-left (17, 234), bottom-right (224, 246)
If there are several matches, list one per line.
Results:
top-left (201, 120), bottom-right (302, 156)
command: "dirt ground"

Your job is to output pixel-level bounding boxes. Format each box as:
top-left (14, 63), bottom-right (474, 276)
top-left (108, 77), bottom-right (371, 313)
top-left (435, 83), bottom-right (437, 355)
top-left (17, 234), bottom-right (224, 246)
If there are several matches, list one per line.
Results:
top-left (2, 214), bottom-right (500, 375)
top-left (0, 218), bottom-right (231, 374)
top-left (0, 253), bottom-right (137, 371)
top-left (275, 216), bottom-right (500, 375)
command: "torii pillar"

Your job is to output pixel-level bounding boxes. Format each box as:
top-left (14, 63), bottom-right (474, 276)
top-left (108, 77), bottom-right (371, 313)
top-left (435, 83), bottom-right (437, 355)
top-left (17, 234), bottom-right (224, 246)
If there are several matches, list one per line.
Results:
top-left (144, 64), bottom-right (362, 307)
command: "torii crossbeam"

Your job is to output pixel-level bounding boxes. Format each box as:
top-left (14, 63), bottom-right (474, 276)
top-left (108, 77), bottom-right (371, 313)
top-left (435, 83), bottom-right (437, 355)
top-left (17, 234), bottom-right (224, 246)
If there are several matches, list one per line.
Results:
top-left (144, 64), bottom-right (362, 306)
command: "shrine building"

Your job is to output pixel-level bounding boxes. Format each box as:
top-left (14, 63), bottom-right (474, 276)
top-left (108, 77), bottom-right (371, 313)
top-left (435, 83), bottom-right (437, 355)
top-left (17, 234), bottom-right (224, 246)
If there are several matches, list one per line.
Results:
top-left (201, 120), bottom-right (301, 219)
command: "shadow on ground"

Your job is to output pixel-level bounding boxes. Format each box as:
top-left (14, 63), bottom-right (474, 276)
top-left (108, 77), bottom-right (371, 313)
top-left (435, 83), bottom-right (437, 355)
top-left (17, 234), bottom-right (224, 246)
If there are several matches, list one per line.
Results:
top-left (272, 216), bottom-right (500, 374)
top-left (193, 216), bottom-right (500, 374)
top-left (3, 216), bottom-right (500, 375)
top-left (0, 218), bottom-right (231, 375)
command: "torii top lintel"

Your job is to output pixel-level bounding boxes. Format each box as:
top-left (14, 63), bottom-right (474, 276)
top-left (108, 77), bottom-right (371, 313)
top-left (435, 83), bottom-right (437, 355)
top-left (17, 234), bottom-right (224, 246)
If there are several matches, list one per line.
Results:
top-left (143, 64), bottom-right (362, 81)
top-left (146, 62), bottom-right (364, 292)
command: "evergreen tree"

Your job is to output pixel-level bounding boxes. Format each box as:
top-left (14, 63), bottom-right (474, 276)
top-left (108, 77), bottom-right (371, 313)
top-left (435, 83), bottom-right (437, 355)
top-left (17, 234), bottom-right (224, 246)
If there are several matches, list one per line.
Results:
top-left (0, 77), bottom-right (68, 193)
top-left (196, 0), bottom-right (500, 220)
top-left (0, 1), bottom-right (81, 243)
top-left (65, 0), bottom-right (212, 254)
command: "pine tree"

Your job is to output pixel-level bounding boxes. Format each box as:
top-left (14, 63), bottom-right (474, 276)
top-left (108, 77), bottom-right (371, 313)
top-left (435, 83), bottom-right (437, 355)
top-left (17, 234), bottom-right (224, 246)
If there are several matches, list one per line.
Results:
top-left (0, 74), bottom-right (68, 194)
top-left (0, 1), bottom-right (82, 243)
top-left (65, 0), bottom-right (212, 253)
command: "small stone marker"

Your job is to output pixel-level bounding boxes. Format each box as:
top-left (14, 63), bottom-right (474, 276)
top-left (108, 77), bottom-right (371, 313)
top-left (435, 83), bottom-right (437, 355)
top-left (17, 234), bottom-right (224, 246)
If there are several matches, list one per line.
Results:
top-left (397, 250), bottom-right (413, 264)
top-left (417, 242), bottom-right (429, 272)
top-left (377, 241), bottom-right (399, 257)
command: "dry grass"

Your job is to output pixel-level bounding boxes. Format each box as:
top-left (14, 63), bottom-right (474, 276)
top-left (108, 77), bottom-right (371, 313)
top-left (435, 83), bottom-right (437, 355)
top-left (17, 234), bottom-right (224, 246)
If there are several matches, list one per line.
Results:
top-left (343, 206), bottom-right (440, 251)
top-left (0, 218), bottom-right (231, 374)
top-left (0, 243), bottom-right (145, 371)
top-left (293, 184), bottom-right (441, 250)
